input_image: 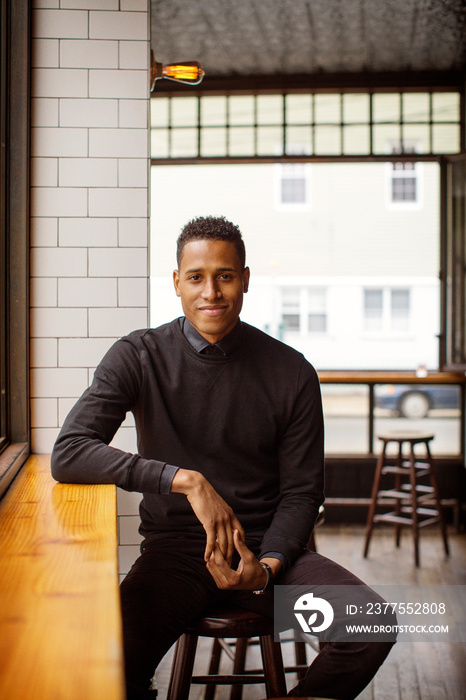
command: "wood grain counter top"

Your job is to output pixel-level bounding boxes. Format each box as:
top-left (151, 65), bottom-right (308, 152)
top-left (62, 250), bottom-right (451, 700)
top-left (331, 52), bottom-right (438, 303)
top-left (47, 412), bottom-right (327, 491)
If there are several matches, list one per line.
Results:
top-left (0, 454), bottom-right (125, 699)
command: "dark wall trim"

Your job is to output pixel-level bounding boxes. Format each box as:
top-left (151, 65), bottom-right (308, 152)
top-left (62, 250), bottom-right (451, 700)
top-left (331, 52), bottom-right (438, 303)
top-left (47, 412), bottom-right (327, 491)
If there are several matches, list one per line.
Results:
top-left (8, 0), bottom-right (30, 445)
top-left (153, 70), bottom-right (465, 97)
top-left (0, 0), bottom-right (30, 500)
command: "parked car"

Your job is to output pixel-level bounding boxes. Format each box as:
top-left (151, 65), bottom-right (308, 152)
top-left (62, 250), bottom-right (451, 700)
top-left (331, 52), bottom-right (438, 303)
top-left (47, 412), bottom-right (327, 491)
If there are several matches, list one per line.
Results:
top-left (374, 384), bottom-right (460, 419)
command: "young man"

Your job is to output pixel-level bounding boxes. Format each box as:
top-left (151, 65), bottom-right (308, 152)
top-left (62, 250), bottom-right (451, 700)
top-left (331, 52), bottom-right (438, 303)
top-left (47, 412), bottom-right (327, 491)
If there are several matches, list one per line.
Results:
top-left (52, 216), bottom-right (395, 700)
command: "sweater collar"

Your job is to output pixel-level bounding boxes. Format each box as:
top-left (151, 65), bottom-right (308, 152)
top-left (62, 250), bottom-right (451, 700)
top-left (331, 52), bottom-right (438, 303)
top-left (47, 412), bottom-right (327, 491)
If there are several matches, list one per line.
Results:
top-left (180, 317), bottom-right (242, 356)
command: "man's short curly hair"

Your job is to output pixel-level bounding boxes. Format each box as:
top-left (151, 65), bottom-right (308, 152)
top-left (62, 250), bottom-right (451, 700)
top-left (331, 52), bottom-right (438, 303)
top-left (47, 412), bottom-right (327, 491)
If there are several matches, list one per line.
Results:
top-left (176, 216), bottom-right (246, 269)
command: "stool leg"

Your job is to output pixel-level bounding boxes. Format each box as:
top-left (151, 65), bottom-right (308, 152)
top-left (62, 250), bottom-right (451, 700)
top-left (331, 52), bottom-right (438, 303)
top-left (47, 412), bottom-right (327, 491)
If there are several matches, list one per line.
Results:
top-left (230, 638), bottom-right (248, 700)
top-left (425, 441), bottom-right (450, 557)
top-left (205, 638), bottom-right (222, 700)
top-left (395, 441), bottom-right (403, 548)
top-left (259, 635), bottom-right (287, 697)
top-left (294, 640), bottom-right (307, 680)
top-left (408, 444), bottom-right (420, 567)
top-left (363, 441), bottom-right (387, 558)
top-left (167, 633), bottom-right (199, 700)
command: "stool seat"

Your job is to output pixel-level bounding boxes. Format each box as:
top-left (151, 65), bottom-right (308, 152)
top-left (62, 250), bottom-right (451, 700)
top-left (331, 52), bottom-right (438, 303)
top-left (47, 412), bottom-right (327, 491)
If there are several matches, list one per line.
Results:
top-left (186, 608), bottom-right (275, 638)
top-left (376, 430), bottom-right (434, 442)
top-left (167, 606), bottom-right (287, 700)
top-left (363, 431), bottom-right (449, 566)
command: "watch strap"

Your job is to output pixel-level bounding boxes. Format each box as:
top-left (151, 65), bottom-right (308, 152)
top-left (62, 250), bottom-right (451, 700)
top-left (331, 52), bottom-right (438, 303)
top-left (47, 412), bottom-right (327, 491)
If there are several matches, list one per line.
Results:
top-left (253, 561), bottom-right (273, 595)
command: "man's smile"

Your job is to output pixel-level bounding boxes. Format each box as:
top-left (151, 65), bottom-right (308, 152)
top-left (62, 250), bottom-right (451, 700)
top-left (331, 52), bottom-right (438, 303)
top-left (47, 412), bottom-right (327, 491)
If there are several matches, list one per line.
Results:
top-left (198, 305), bottom-right (228, 317)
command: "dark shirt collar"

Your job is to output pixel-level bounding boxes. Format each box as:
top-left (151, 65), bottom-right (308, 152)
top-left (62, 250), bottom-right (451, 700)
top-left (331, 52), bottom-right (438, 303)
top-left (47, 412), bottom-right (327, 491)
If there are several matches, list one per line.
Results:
top-left (180, 317), bottom-right (242, 356)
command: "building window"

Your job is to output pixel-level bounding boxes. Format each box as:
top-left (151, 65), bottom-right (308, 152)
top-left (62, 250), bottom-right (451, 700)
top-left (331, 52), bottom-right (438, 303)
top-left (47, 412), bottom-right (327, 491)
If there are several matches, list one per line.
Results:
top-left (386, 144), bottom-right (422, 207)
top-left (392, 162), bottom-right (417, 202)
top-left (308, 288), bottom-right (327, 333)
top-left (281, 287), bottom-right (300, 331)
top-left (281, 163), bottom-right (307, 203)
top-left (364, 288), bottom-right (410, 334)
top-left (280, 286), bottom-right (327, 334)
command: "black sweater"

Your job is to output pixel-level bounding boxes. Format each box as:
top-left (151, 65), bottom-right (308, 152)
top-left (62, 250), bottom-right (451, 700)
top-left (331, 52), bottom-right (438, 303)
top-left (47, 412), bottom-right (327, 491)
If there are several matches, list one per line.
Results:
top-left (51, 319), bottom-right (324, 565)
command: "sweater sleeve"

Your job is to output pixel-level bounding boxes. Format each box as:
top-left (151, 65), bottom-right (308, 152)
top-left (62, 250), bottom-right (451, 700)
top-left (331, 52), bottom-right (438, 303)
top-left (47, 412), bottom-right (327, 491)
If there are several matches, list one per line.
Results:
top-left (51, 337), bottom-right (166, 493)
top-left (258, 358), bottom-right (325, 566)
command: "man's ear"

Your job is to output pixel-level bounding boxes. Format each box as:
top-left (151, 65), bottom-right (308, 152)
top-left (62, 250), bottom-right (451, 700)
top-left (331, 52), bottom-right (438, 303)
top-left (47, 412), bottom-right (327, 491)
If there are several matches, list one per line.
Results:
top-left (173, 270), bottom-right (181, 297)
top-left (243, 267), bottom-right (250, 293)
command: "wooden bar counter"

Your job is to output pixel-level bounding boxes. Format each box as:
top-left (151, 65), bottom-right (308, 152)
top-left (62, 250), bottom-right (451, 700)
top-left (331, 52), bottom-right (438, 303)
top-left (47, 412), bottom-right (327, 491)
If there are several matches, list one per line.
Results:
top-left (0, 454), bottom-right (125, 700)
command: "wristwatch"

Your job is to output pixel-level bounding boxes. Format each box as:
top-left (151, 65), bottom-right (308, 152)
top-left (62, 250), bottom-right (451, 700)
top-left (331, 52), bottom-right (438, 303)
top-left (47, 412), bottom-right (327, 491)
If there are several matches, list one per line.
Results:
top-left (253, 561), bottom-right (273, 595)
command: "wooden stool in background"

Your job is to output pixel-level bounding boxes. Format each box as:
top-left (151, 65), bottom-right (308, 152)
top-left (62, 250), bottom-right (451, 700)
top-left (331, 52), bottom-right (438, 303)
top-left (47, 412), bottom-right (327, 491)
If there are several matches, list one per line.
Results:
top-left (363, 431), bottom-right (449, 566)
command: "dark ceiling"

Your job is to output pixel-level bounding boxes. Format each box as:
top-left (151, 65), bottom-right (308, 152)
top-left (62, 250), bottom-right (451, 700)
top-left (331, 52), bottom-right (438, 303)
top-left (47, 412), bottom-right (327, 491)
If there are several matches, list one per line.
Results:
top-left (151, 0), bottom-right (466, 91)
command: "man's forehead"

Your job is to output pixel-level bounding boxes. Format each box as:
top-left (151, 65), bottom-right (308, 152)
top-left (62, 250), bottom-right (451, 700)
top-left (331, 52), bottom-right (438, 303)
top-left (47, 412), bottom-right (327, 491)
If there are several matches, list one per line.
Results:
top-left (179, 239), bottom-right (242, 268)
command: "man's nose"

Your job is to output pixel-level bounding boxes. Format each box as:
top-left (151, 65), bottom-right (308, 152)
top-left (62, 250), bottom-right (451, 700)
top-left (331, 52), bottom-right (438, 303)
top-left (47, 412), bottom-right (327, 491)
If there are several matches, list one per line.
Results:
top-left (202, 278), bottom-right (221, 299)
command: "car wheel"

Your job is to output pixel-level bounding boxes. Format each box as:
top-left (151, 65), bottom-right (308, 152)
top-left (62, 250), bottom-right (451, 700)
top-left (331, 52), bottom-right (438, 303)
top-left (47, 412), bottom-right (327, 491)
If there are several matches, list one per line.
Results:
top-left (399, 391), bottom-right (430, 419)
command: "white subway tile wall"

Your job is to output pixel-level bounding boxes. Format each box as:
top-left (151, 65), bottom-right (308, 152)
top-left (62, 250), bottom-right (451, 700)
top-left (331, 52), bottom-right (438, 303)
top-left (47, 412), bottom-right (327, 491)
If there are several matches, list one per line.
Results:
top-left (30, 1), bottom-right (150, 576)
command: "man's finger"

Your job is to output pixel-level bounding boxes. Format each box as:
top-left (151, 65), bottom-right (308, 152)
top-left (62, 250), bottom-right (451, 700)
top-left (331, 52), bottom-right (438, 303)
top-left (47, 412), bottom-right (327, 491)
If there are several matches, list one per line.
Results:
top-left (204, 528), bottom-right (216, 562)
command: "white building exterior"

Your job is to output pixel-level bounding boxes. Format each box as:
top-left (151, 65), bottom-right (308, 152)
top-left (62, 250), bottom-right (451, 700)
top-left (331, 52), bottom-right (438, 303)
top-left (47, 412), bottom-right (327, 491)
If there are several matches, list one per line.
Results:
top-left (150, 161), bottom-right (440, 371)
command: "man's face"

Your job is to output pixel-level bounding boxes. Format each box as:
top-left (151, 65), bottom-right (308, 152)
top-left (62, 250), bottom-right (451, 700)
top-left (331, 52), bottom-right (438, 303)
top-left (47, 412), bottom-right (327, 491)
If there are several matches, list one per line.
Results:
top-left (173, 239), bottom-right (250, 344)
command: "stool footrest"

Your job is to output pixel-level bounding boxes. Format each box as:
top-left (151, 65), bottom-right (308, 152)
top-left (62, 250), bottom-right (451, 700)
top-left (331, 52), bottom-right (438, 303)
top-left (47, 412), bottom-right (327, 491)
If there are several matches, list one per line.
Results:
top-left (192, 673), bottom-right (266, 685)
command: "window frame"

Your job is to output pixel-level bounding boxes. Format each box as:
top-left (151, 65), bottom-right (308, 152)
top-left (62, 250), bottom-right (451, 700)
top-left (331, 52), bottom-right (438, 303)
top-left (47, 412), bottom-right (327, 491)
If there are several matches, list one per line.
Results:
top-left (0, 0), bottom-right (30, 498)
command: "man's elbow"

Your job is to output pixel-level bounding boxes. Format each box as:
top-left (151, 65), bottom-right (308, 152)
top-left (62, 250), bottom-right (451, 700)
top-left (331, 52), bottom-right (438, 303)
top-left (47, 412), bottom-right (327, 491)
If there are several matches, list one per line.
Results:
top-left (50, 439), bottom-right (75, 483)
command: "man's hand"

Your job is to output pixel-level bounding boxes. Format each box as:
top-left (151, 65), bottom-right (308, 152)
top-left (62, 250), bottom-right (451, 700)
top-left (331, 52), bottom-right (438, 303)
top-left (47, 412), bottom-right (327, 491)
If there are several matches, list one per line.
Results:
top-left (171, 468), bottom-right (244, 563)
top-left (206, 529), bottom-right (282, 590)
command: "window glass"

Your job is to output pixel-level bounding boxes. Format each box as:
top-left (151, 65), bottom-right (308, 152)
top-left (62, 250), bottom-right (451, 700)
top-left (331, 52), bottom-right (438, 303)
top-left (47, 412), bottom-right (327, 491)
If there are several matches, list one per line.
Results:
top-left (321, 385), bottom-right (369, 454)
top-left (343, 93), bottom-right (370, 123)
top-left (286, 94), bottom-right (312, 124)
top-left (151, 91), bottom-right (461, 159)
top-left (391, 289), bottom-right (410, 331)
top-left (373, 94), bottom-right (400, 123)
top-left (432, 92), bottom-right (460, 122)
top-left (257, 95), bottom-right (283, 125)
top-left (364, 289), bottom-right (383, 331)
top-left (314, 94), bottom-right (340, 124)
top-left (201, 96), bottom-right (227, 126)
top-left (403, 92), bottom-right (430, 122)
top-left (374, 384), bottom-right (461, 455)
top-left (229, 95), bottom-right (255, 125)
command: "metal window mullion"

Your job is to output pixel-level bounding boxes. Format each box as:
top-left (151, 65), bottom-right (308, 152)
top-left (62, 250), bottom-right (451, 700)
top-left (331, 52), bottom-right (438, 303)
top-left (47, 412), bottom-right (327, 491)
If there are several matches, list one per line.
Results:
top-left (340, 93), bottom-right (344, 155)
top-left (429, 92), bottom-right (433, 154)
top-left (282, 93), bottom-right (286, 156)
top-left (254, 94), bottom-right (258, 156)
top-left (197, 96), bottom-right (201, 158)
top-left (399, 92), bottom-right (404, 152)
top-left (226, 95), bottom-right (230, 157)
top-left (369, 93), bottom-right (374, 156)
top-left (168, 97), bottom-right (172, 157)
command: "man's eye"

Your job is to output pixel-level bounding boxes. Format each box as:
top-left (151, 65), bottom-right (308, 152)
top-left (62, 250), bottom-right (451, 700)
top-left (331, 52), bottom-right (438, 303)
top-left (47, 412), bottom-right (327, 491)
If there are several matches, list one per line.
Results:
top-left (189, 275), bottom-right (201, 281)
top-left (219, 274), bottom-right (232, 280)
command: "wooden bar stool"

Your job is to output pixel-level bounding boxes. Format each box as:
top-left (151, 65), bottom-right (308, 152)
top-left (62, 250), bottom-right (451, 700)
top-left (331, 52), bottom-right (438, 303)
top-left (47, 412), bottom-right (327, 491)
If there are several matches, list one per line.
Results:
top-left (167, 607), bottom-right (287, 700)
top-left (204, 507), bottom-right (326, 700)
top-left (363, 431), bottom-right (449, 566)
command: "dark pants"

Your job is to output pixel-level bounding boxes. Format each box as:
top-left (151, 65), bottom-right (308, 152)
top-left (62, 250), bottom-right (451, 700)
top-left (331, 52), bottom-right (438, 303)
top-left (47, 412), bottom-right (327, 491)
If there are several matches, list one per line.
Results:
top-left (120, 535), bottom-right (395, 700)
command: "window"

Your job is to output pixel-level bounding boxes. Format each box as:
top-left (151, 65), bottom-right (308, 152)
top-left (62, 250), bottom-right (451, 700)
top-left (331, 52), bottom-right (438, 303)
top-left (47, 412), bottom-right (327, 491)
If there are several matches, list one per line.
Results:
top-left (0, 0), bottom-right (30, 497)
top-left (392, 162), bottom-right (417, 202)
top-left (364, 288), bottom-right (410, 334)
top-left (281, 287), bottom-right (300, 331)
top-left (281, 164), bottom-right (307, 204)
top-left (308, 288), bottom-right (327, 333)
top-left (279, 287), bottom-right (327, 335)
top-left (151, 91), bottom-right (461, 162)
